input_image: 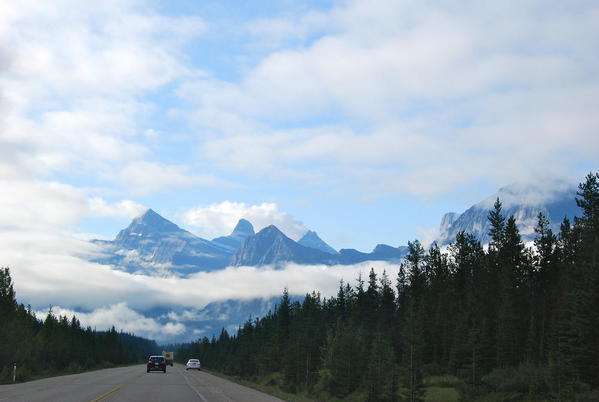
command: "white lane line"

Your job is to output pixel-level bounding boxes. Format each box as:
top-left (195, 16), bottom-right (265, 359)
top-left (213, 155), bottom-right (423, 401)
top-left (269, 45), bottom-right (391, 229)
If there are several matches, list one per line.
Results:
top-left (178, 366), bottom-right (209, 402)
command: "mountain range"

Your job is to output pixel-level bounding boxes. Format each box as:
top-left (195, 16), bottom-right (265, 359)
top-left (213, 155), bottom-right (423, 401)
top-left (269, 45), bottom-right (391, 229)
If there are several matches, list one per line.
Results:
top-left (92, 210), bottom-right (408, 275)
top-left (92, 181), bottom-right (581, 277)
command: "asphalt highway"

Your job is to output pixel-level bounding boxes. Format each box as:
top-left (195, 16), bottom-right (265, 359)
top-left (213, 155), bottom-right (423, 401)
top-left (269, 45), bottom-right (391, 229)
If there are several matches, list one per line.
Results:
top-left (0, 364), bottom-right (283, 402)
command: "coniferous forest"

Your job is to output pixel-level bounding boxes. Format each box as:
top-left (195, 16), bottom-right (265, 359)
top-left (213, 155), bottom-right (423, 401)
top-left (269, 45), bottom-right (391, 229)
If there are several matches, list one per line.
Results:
top-left (177, 173), bottom-right (599, 401)
top-left (0, 268), bottom-right (158, 384)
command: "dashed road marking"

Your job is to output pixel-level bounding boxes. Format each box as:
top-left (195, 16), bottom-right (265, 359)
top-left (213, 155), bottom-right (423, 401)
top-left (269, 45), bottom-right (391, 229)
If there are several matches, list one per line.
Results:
top-left (89, 372), bottom-right (144, 402)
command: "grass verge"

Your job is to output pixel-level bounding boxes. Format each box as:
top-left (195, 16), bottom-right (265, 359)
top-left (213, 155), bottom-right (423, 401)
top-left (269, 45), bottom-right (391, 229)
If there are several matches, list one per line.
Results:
top-left (199, 370), bottom-right (314, 402)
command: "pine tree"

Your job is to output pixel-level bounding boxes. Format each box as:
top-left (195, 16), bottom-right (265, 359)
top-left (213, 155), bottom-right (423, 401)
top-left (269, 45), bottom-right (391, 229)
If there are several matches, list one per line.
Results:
top-left (366, 268), bottom-right (380, 331)
top-left (277, 288), bottom-right (291, 374)
top-left (0, 267), bottom-right (17, 317)
top-left (405, 240), bottom-right (426, 300)
top-left (318, 319), bottom-right (364, 397)
top-left (424, 244), bottom-right (450, 365)
top-left (560, 173), bottom-right (599, 386)
top-left (365, 331), bottom-right (398, 402)
top-left (0, 267), bottom-right (18, 376)
top-left (379, 271), bottom-right (396, 331)
top-left (398, 240), bottom-right (427, 402)
top-left (531, 212), bottom-right (558, 363)
top-left (496, 215), bottom-right (526, 367)
top-left (488, 198), bottom-right (506, 249)
top-left (448, 232), bottom-right (484, 379)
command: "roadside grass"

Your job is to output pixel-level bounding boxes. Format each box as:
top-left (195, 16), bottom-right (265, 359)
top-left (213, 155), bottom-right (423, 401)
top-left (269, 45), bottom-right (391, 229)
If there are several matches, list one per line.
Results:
top-left (424, 375), bottom-right (462, 387)
top-left (0, 361), bottom-right (143, 385)
top-left (423, 375), bottom-right (461, 402)
top-left (425, 385), bottom-right (460, 402)
top-left (203, 370), bottom-right (464, 402)
top-left (471, 392), bottom-right (539, 402)
top-left (201, 370), bottom-right (314, 402)
top-left (187, 369), bottom-right (598, 402)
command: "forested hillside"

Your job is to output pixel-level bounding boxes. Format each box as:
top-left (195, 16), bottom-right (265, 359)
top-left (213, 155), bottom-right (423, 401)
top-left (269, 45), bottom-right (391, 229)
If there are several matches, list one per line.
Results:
top-left (0, 268), bottom-right (158, 383)
top-left (177, 173), bottom-right (599, 401)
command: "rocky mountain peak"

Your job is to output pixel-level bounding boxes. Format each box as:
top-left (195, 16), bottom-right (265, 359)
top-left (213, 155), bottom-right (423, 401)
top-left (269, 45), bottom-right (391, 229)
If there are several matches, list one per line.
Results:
top-left (231, 219), bottom-right (255, 236)
top-left (298, 230), bottom-right (337, 255)
top-left (117, 209), bottom-right (182, 240)
top-left (260, 225), bottom-right (283, 237)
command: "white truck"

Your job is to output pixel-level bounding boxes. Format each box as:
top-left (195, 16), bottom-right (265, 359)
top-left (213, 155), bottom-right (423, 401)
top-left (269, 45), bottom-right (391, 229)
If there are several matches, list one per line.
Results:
top-left (162, 351), bottom-right (174, 366)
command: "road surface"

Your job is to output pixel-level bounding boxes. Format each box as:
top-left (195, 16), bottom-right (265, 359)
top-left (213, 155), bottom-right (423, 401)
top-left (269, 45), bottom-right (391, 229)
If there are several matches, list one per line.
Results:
top-left (0, 364), bottom-right (283, 402)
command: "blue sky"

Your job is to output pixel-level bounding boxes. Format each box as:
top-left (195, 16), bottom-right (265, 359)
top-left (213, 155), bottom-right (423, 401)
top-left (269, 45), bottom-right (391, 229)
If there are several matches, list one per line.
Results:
top-left (1, 0), bottom-right (598, 339)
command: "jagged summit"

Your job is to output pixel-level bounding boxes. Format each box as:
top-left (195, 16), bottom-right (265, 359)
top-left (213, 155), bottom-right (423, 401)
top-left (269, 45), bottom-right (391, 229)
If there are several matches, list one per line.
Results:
top-left (116, 209), bottom-right (182, 241)
top-left (231, 219), bottom-right (255, 236)
top-left (298, 230), bottom-right (337, 255)
top-left (212, 219), bottom-right (256, 252)
top-left (232, 225), bottom-right (337, 267)
top-left (96, 209), bottom-right (232, 273)
top-left (260, 225), bottom-right (282, 235)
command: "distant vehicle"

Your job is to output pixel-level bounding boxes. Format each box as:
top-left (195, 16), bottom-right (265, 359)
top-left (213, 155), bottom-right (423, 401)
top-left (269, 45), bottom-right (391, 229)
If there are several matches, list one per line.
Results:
top-left (162, 351), bottom-right (174, 366)
top-left (147, 355), bottom-right (167, 373)
top-left (186, 359), bottom-right (201, 371)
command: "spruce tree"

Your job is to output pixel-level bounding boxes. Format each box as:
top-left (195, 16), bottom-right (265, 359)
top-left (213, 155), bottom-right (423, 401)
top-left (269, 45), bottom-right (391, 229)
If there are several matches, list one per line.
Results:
top-left (496, 215), bottom-right (526, 367)
top-left (488, 198), bottom-right (506, 249)
top-left (532, 212), bottom-right (558, 363)
top-left (561, 173), bottom-right (599, 386)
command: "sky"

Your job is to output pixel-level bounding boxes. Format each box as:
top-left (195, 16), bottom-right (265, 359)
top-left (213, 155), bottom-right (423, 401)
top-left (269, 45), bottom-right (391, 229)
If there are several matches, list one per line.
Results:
top-left (1, 0), bottom-right (598, 340)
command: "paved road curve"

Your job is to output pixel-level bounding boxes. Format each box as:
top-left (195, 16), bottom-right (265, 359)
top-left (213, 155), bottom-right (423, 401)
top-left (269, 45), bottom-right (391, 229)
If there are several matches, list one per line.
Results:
top-left (0, 364), bottom-right (283, 402)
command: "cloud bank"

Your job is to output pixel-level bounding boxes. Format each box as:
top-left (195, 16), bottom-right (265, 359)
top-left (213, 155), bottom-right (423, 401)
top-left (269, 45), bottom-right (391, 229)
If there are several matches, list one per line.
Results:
top-left (40, 303), bottom-right (186, 342)
top-left (7, 227), bottom-right (397, 340)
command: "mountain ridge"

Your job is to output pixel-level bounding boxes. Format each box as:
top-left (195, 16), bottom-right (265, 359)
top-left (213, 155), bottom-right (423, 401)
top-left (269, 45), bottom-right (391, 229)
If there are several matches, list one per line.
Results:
top-left (91, 180), bottom-right (578, 275)
top-left (92, 210), bottom-right (407, 274)
top-left (435, 182), bottom-right (580, 246)
top-left (232, 225), bottom-right (338, 267)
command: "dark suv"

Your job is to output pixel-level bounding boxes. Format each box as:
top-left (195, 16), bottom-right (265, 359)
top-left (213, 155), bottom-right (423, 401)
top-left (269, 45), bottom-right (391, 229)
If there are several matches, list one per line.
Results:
top-left (147, 355), bottom-right (167, 373)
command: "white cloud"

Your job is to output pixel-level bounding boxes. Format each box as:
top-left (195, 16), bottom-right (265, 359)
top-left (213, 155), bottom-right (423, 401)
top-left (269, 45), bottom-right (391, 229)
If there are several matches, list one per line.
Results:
top-left (477, 177), bottom-right (577, 209)
top-left (109, 161), bottom-right (230, 196)
top-left (245, 10), bottom-right (333, 50)
top-left (179, 0), bottom-right (599, 197)
top-left (0, 0), bottom-right (215, 196)
top-left (42, 303), bottom-right (186, 341)
top-left (165, 309), bottom-right (228, 323)
top-left (183, 201), bottom-right (308, 240)
top-left (0, 177), bottom-right (150, 234)
top-left (416, 226), bottom-right (439, 249)
top-left (0, 0), bottom-right (205, 97)
top-left (0, 179), bottom-right (87, 231)
top-left (88, 198), bottom-right (147, 220)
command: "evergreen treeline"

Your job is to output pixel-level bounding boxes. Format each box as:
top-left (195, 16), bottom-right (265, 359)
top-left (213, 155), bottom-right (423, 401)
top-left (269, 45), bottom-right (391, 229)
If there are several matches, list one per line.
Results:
top-left (0, 268), bottom-right (159, 383)
top-left (177, 173), bottom-right (599, 401)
